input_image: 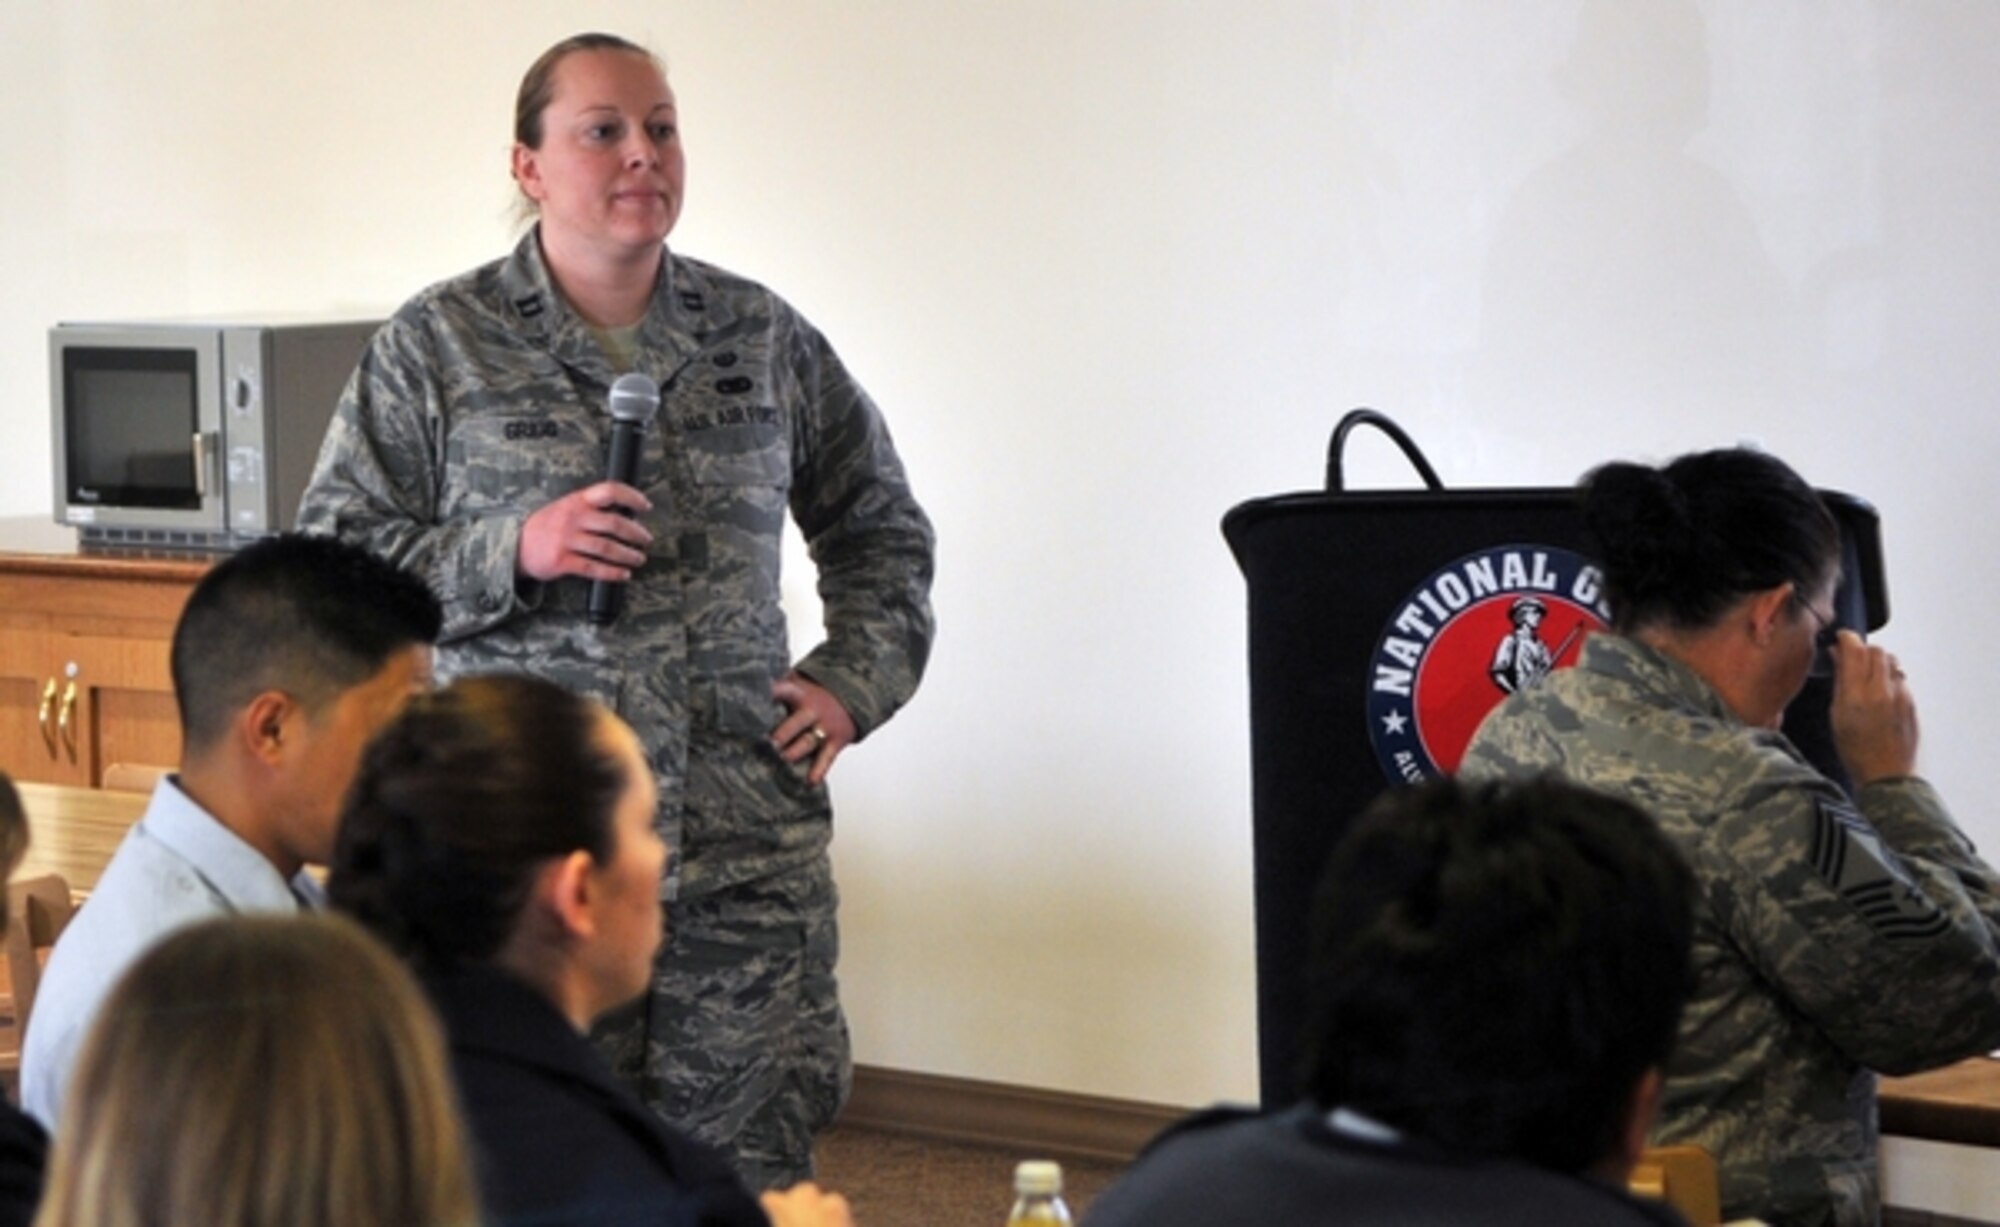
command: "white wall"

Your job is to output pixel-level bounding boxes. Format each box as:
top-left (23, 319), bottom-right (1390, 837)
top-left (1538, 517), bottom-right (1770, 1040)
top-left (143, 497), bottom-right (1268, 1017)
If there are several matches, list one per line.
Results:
top-left (5, 0), bottom-right (1999, 1111)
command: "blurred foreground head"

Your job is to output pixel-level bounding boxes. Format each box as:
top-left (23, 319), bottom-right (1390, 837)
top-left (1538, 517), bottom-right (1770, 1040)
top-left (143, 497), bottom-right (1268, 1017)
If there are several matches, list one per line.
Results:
top-left (39, 914), bottom-right (479, 1227)
top-left (1302, 776), bottom-right (1695, 1176)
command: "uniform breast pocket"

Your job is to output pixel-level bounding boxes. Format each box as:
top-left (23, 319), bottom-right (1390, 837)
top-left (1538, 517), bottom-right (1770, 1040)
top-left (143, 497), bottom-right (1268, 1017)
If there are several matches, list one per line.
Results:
top-left (686, 423), bottom-right (791, 489)
top-left (442, 413), bottom-right (601, 516)
top-left (684, 422), bottom-right (793, 549)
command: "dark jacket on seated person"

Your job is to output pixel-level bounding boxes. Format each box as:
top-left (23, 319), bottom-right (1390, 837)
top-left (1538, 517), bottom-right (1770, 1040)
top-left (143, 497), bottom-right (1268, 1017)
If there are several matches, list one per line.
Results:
top-left (0, 1104), bottom-right (44, 1227)
top-left (1083, 1105), bottom-right (1687, 1227)
top-left (427, 963), bottom-right (766, 1227)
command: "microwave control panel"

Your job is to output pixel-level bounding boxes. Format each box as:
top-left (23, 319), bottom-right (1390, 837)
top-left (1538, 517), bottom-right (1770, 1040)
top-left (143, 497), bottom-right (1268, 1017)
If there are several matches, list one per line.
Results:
top-left (217, 321), bottom-right (377, 538)
top-left (220, 330), bottom-right (269, 532)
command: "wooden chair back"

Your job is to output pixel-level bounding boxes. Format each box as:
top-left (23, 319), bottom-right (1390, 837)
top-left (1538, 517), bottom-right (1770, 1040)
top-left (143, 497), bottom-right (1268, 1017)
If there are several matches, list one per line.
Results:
top-left (4, 875), bottom-right (77, 1046)
top-left (101, 763), bottom-right (170, 794)
top-left (1630, 1143), bottom-right (1721, 1226)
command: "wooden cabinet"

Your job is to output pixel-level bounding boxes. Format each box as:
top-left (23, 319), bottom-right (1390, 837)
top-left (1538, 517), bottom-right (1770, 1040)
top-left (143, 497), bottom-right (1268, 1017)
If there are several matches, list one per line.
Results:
top-left (0, 534), bottom-right (208, 788)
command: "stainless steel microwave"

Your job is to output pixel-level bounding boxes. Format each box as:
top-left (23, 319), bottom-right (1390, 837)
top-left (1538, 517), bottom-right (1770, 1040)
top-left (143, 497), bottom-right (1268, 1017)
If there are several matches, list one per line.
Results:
top-left (49, 318), bottom-right (380, 550)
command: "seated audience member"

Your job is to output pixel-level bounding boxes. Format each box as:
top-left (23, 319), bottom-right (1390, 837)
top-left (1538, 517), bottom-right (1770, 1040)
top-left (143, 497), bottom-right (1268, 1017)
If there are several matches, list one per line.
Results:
top-left (1084, 777), bottom-right (1696, 1227)
top-left (328, 674), bottom-right (852, 1227)
top-left (1461, 448), bottom-right (2000, 1227)
top-left (21, 534), bottom-right (440, 1127)
top-left (0, 774), bottom-right (47, 1226)
top-left (34, 913), bottom-right (478, 1227)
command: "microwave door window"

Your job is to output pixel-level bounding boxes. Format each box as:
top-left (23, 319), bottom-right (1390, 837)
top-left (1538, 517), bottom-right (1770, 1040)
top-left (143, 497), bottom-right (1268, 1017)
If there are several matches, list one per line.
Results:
top-left (65, 349), bottom-right (202, 510)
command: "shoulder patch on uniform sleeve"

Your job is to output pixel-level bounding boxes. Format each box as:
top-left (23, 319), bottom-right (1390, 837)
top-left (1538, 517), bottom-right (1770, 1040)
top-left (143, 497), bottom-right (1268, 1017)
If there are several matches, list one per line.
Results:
top-left (1809, 795), bottom-right (1952, 943)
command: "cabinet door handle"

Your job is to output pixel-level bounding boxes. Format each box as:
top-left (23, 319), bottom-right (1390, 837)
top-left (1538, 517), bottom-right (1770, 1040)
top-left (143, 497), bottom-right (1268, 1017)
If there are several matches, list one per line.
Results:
top-left (57, 680), bottom-right (79, 763)
top-left (37, 678), bottom-right (58, 756)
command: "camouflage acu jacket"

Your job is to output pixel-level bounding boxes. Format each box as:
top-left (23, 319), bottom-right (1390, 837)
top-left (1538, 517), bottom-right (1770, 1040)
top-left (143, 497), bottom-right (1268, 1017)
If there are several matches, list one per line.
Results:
top-left (298, 230), bottom-right (935, 896)
top-left (1461, 633), bottom-right (2000, 1227)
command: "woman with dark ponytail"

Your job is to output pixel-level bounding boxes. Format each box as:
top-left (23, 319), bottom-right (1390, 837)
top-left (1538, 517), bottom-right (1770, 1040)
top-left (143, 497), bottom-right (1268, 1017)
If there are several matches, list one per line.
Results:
top-left (332, 675), bottom-right (627, 974)
top-left (1462, 447), bottom-right (2000, 1227)
top-left (329, 675), bottom-right (854, 1227)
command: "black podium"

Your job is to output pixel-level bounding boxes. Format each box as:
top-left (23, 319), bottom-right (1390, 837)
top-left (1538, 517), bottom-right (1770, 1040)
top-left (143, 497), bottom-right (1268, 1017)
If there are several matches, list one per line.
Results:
top-left (1222, 422), bottom-right (1889, 1106)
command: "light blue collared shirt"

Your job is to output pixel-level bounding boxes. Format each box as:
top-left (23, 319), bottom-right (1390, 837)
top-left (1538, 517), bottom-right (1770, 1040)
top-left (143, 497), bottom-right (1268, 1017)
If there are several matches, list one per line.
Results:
top-left (19, 777), bottom-right (323, 1127)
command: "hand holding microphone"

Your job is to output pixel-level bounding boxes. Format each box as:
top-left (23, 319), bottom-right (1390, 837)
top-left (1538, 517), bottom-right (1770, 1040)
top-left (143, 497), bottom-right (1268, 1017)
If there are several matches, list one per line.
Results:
top-left (515, 374), bottom-right (661, 618)
top-left (587, 373), bottom-right (662, 624)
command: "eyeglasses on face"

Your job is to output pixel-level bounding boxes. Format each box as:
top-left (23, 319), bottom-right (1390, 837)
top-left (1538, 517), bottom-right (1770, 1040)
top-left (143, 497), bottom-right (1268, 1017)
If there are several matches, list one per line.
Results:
top-left (1794, 594), bottom-right (1841, 679)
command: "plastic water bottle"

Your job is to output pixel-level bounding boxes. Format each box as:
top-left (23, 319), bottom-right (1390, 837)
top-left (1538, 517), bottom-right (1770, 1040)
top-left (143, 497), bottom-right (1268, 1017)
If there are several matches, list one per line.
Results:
top-left (1008, 1159), bottom-right (1072, 1225)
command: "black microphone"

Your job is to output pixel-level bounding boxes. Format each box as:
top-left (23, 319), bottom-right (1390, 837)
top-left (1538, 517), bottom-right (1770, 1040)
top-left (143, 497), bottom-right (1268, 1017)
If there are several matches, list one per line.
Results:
top-left (587, 372), bottom-right (661, 626)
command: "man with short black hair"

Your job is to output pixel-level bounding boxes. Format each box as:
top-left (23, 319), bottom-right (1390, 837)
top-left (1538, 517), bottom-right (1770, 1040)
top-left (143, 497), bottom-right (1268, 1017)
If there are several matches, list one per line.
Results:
top-left (21, 534), bottom-right (441, 1128)
top-left (1085, 777), bottom-right (1696, 1227)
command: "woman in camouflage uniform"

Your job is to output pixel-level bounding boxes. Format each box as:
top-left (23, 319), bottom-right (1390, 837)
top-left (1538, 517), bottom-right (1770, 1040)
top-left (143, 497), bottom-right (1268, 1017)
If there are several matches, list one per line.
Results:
top-left (299, 33), bottom-right (935, 1190)
top-left (1461, 448), bottom-right (2000, 1227)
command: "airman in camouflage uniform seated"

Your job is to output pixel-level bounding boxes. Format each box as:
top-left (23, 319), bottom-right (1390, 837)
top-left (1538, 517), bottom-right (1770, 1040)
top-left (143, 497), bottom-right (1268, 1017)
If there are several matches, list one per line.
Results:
top-left (1463, 448), bottom-right (2000, 1227)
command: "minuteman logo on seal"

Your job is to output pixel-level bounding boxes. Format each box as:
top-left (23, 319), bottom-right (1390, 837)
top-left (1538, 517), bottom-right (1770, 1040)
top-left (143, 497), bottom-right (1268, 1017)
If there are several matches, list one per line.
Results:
top-left (1367, 544), bottom-right (1610, 784)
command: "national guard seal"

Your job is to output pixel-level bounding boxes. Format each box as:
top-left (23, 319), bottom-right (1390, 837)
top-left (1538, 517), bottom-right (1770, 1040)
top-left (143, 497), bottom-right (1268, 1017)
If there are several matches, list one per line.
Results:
top-left (1366, 544), bottom-right (1609, 783)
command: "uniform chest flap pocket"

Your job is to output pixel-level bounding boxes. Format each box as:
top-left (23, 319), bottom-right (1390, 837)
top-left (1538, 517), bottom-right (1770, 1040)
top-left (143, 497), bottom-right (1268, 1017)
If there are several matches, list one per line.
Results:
top-left (685, 422), bottom-right (791, 490)
top-left (444, 413), bottom-right (601, 512)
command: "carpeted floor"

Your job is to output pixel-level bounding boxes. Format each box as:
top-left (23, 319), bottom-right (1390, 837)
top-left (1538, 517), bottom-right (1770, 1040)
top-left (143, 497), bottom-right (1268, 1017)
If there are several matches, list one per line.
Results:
top-left (814, 1123), bottom-right (1128, 1226)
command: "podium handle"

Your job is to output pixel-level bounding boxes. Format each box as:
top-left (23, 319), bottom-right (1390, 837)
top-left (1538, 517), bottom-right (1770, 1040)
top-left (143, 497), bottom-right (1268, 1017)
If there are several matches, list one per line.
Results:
top-left (1326, 409), bottom-right (1444, 492)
